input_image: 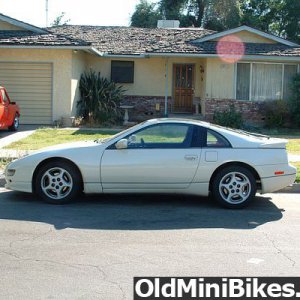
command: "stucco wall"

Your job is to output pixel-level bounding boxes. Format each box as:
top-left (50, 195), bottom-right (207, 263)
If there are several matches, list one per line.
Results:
top-left (0, 48), bottom-right (73, 122)
top-left (0, 20), bottom-right (25, 31)
top-left (212, 30), bottom-right (276, 44)
top-left (85, 55), bottom-right (206, 99)
top-left (71, 51), bottom-right (87, 116)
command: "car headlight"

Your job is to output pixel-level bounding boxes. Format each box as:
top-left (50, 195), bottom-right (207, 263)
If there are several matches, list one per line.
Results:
top-left (6, 169), bottom-right (16, 177)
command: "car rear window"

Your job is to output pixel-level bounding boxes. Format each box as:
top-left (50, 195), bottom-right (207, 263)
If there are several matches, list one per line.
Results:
top-left (191, 126), bottom-right (231, 148)
top-left (206, 129), bottom-right (231, 148)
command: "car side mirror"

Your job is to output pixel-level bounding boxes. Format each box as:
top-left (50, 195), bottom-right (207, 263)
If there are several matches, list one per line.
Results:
top-left (115, 139), bottom-right (128, 149)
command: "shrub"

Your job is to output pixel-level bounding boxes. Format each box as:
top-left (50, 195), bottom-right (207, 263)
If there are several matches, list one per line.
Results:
top-left (263, 100), bottom-right (289, 128)
top-left (213, 105), bottom-right (243, 128)
top-left (77, 70), bottom-right (125, 125)
top-left (288, 73), bottom-right (300, 128)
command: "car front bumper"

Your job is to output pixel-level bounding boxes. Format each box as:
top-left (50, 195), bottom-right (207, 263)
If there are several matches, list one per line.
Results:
top-left (5, 178), bottom-right (32, 193)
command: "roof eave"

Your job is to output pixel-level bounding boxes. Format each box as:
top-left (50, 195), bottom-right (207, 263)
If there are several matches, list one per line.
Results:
top-left (0, 45), bottom-right (299, 61)
top-left (147, 52), bottom-right (300, 61)
top-left (0, 45), bottom-right (92, 50)
top-left (192, 25), bottom-right (299, 47)
top-left (0, 13), bottom-right (48, 34)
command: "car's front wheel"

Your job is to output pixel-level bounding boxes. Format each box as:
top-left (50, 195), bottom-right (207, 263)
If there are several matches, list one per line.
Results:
top-left (35, 161), bottom-right (82, 204)
top-left (212, 166), bottom-right (257, 209)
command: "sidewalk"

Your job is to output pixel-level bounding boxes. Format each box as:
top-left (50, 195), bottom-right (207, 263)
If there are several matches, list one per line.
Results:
top-left (0, 126), bottom-right (37, 149)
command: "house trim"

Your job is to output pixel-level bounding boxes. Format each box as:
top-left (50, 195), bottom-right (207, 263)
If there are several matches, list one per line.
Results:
top-left (147, 53), bottom-right (300, 62)
top-left (192, 25), bottom-right (299, 47)
top-left (0, 45), bottom-right (100, 56)
top-left (0, 46), bottom-right (299, 61)
top-left (0, 13), bottom-right (47, 34)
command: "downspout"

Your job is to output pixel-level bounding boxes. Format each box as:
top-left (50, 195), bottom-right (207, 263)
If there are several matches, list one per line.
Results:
top-left (164, 57), bottom-right (169, 117)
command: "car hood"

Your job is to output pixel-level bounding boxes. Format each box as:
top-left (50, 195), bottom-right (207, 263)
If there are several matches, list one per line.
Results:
top-left (37, 140), bottom-right (100, 152)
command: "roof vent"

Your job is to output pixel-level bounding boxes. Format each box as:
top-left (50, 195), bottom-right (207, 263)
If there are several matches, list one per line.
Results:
top-left (157, 20), bottom-right (180, 29)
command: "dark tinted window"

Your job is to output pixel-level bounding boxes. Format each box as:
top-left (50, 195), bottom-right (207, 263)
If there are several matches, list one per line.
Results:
top-left (191, 126), bottom-right (231, 148)
top-left (111, 61), bottom-right (134, 83)
top-left (206, 129), bottom-right (231, 148)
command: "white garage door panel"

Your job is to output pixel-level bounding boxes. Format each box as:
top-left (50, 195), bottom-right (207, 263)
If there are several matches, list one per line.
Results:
top-left (0, 62), bottom-right (52, 124)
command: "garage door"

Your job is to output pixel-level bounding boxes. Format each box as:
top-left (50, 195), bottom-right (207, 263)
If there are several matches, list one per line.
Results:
top-left (0, 62), bottom-right (52, 124)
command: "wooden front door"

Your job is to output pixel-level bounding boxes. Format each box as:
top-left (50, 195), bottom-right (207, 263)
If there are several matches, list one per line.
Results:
top-left (173, 64), bottom-right (195, 113)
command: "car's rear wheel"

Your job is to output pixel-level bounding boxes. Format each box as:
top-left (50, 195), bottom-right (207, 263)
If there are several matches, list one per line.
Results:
top-left (8, 114), bottom-right (19, 131)
top-left (35, 161), bottom-right (82, 204)
top-left (212, 166), bottom-right (257, 209)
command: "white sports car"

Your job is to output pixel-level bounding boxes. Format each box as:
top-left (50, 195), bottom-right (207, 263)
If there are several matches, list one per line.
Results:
top-left (5, 119), bottom-right (296, 208)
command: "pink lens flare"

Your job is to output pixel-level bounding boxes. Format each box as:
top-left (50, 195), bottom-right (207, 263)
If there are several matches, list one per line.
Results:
top-left (216, 35), bottom-right (245, 63)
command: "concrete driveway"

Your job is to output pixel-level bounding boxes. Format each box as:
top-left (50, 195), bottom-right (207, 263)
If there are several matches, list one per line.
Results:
top-left (0, 189), bottom-right (299, 299)
top-left (0, 125), bottom-right (38, 148)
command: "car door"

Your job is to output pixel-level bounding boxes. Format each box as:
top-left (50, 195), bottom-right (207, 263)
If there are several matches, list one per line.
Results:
top-left (0, 89), bottom-right (9, 128)
top-left (100, 123), bottom-right (201, 191)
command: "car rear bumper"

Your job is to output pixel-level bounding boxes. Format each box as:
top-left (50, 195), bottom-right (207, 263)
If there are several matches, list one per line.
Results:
top-left (261, 173), bottom-right (297, 194)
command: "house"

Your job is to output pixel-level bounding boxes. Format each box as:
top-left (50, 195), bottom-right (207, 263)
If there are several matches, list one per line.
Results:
top-left (0, 13), bottom-right (299, 125)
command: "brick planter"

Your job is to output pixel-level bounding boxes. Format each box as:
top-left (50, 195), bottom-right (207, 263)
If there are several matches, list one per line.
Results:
top-left (121, 96), bottom-right (172, 121)
top-left (204, 98), bottom-right (266, 124)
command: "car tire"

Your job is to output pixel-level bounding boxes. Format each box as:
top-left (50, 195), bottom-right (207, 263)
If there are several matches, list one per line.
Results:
top-left (212, 166), bottom-right (257, 209)
top-left (35, 161), bottom-right (82, 204)
top-left (8, 114), bottom-right (19, 131)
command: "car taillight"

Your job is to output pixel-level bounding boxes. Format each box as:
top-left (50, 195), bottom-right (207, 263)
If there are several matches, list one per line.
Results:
top-left (274, 171), bottom-right (284, 175)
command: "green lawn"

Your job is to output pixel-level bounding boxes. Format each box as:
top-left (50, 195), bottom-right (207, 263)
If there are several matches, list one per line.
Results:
top-left (4, 128), bottom-right (120, 151)
top-left (0, 158), bottom-right (13, 171)
top-left (286, 139), bottom-right (300, 155)
top-left (292, 162), bottom-right (300, 183)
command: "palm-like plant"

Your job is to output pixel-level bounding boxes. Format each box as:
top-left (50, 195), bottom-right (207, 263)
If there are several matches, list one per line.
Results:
top-left (78, 70), bottom-right (125, 125)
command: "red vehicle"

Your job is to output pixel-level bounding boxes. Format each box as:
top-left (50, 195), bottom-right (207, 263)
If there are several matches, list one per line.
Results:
top-left (0, 86), bottom-right (20, 131)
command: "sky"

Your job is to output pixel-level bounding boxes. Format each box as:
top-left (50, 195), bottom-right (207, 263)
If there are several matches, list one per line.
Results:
top-left (0, 0), bottom-right (157, 27)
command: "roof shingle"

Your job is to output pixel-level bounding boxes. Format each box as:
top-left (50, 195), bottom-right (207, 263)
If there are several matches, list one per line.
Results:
top-left (1, 25), bottom-right (300, 57)
top-left (0, 30), bottom-right (90, 47)
top-left (49, 25), bottom-right (214, 54)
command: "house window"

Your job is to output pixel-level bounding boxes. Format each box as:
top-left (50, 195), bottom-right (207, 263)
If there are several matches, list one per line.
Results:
top-left (236, 63), bottom-right (250, 100)
top-left (111, 61), bottom-right (134, 83)
top-left (236, 63), bottom-right (298, 101)
top-left (283, 65), bottom-right (298, 100)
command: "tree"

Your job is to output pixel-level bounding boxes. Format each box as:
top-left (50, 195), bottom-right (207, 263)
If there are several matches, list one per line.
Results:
top-left (159, 0), bottom-right (187, 20)
top-left (131, 0), bottom-right (162, 28)
top-left (204, 0), bottom-right (242, 30)
top-left (51, 12), bottom-right (71, 26)
top-left (278, 0), bottom-right (300, 43)
top-left (131, 0), bottom-right (242, 29)
top-left (241, 0), bottom-right (300, 43)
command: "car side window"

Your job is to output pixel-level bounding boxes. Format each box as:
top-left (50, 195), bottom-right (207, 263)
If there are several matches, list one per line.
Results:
top-left (191, 126), bottom-right (231, 148)
top-left (126, 124), bottom-right (192, 149)
top-left (206, 129), bottom-right (231, 148)
top-left (0, 90), bottom-right (8, 104)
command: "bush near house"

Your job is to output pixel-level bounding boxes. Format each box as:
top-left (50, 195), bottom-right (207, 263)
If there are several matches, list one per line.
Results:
top-left (77, 70), bottom-right (125, 126)
top-left (263, 100), bottom-right (290, 128)
top-left (213, 105), bottom-right (243, 129)
top-left (288, 74), bottom-right (300, 128)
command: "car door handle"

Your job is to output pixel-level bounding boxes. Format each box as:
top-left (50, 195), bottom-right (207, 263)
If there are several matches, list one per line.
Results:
top-left (184, 155), bottom-right (198, 161)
